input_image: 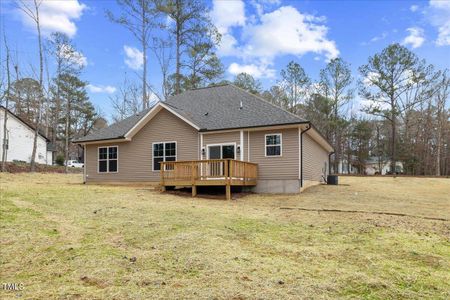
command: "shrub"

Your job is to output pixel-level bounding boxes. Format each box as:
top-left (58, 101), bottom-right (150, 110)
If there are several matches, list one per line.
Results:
top-left (55, 154), bottom-right (65, 166)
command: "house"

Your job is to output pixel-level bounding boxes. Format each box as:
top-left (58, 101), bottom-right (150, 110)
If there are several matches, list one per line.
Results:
top-left (365, 157), bottom-right (404, 175)
top-left (74, 84), bottom-right (333, 195)
top-left (0, 106), bottom-right (53, 165)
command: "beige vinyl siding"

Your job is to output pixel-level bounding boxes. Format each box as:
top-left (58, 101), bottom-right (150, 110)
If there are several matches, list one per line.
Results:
top-left (249, 128), bottom-right (299, 180)
top-left (203, 131), bottom-right (239, 159)
top-left (202, 130), bottom-right (249, 161)
top-left (85, 108), bottom-right (198, 182)
top-left (303, 132), bottom-right (329, 182)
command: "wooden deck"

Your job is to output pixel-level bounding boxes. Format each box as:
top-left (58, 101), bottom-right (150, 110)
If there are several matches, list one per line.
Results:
top-left (160, 159), bottom-right (258, 200)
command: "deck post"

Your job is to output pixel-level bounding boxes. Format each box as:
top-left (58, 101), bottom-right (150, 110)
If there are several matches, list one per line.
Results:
top-left (225, 184), bottom-right (231, 200)
top-left (227, 160), bottom-right (232, 200)
top-left (191, 162), bottom-right (196, 197)
top-left (160, 163), bottom-right (165, 192)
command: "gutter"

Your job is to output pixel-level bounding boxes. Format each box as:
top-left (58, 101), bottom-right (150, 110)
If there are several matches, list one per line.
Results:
top-left (198, 121), bottom-right (309, 132)
top-left (72, 136), bottom-right (126, 144)
top-left (300, 123), bottom-right (312, 188)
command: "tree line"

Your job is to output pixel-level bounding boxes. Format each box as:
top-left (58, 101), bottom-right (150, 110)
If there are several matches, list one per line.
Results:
top-left (1, 0), bottom-right (449, 176)
top-left (230, 45), bottom-right (450, 176)
top-left (1, 0), bottom-right (103, 172)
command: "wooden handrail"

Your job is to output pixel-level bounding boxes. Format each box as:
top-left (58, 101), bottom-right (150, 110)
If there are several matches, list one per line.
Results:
top-left (160, 159), bottom-right (258, 182)
top-left (161, 159), bottom-right (258, 166)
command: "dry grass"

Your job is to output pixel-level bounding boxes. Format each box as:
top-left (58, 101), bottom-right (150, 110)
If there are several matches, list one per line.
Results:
top-left (1, 173), bottom-right (449, 299)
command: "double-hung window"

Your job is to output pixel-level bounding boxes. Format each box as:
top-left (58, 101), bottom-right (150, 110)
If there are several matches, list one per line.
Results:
top-left (265, 134), bottom-right (282, 156)
top-left (153, 142), bottom-right (176, 171)
top-left (98, 146), bottom-right (118, 173)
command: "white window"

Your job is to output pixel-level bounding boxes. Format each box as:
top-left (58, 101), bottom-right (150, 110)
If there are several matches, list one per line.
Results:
top-left (265, 133), bottom-right (282, 157)
top-left (153, 142), bottom-right (176, 171)
top-left (98, 146), bottom-right (118, 173)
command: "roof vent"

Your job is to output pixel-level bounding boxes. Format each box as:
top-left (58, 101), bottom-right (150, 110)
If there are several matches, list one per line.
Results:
top-left (239, 100), bottom-right (243, 109)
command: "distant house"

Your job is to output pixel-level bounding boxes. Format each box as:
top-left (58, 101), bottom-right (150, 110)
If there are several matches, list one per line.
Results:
top-left (365, 157), bottom-right (403, 175)
top-left (0, 106), bottom-right (53, 165)
top-left (74, 85), bottom-right (333, 195)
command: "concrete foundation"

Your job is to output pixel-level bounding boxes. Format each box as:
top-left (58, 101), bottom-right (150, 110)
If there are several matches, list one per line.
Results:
top-left (250, 179), bottom-right (301, 194)
top-left (299, 180), bottom-right (322, 192)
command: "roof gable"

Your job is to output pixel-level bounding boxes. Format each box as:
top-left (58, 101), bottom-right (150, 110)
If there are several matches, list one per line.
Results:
top-left (74, 103), bottom-right (200, 143)
top-left (1, 106), bottom-right (49, 141)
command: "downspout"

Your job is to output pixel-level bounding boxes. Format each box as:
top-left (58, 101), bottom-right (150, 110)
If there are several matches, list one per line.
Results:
top-left (83, 144), bottom-right (87, 184)
top-left (328, 151), bottom-right (335, 175)
top-left (300, 123), bottom-right (311, 188)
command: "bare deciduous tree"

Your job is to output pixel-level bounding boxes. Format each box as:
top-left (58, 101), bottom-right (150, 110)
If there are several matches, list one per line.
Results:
top-left (150, 36), bottom-right (173, 99)
top-left (434, 70), bottom-right (449, 176)
top-left (107, 0), bottom-right (158, 109)
top-left (1, 36), bottom-right (11, 172)
top-left (319, 58), bottom-right (353, 172)
top-left (17, 0), bottom-right (44, 172)
top-left (110, 75), bottom-right (143, 122)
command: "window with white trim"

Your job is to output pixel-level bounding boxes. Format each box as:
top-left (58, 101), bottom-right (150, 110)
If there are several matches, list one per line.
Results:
top-left (98, 146), bottom-right (118, 172)
top-left (153, 142), bottom-right (176, 171)
top-left (265, 134), bottom-right (282, 156)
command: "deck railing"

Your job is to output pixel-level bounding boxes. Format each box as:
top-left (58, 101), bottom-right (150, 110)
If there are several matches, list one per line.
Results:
top-left (160, 159), bottom-right (258, 185)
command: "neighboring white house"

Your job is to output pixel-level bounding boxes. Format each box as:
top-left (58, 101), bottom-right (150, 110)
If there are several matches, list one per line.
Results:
top-left (0, 106), bottom-right (53, 165)
top-left (365, 157), bottom-right (404, 175)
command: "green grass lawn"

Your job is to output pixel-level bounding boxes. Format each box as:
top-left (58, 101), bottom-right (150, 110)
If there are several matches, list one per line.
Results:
top-left (1, 173), bottom-right (449, 299)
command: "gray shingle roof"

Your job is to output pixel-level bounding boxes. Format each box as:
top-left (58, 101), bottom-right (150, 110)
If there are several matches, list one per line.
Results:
top-left (166, 84), bottom-right (307, 131)
top-left (74, 84), bottom-right (308, 143)
top-left (73, 107), bottom-right (152, 142)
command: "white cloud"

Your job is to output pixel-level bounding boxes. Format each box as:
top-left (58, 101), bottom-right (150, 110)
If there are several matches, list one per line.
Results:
top-left (210, 2), bottom-right (339, 78)
top-left (211, 0), bottom-right (246, 57)
top-left (17, 0), bottom-right (86, 38)
top-left (241, 6), bottom-right (339, 61)
top-left (228, 62), bottom-right (276, 78)
top-left (210, 0), bottom-right (246, 33)
top-left (218, 33), bottom-right (240, 56)
top-left (428, 0), bottom-right (450, 46)
top-left (59, 44), bottom-right (87, 67)
top-left (123, 45), bottom-right (143, 70)
top-left (87, 84), bottom-right (116, 94)
top-left (370, 32), bottom-right (388, 43)
top-left (410, 5), bottom-right (419, 12)
top-left (402, 27), bottom-right (425, 48)
top-left (361, 32), bottom-right (388, 46)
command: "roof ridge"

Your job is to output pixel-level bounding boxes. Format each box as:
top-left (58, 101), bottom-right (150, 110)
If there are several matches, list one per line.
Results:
top-left (228, 84), bottom-right (308, 122)
top-left (187, 83), bottom-right (230, 91)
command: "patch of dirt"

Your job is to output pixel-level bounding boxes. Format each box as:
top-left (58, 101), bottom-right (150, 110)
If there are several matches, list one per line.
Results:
top-left (80, 276), bottom-right (108, 289)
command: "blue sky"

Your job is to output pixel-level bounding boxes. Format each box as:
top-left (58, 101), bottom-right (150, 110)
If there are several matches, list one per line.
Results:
top-left (1, 0), bottom-right (449, 120)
